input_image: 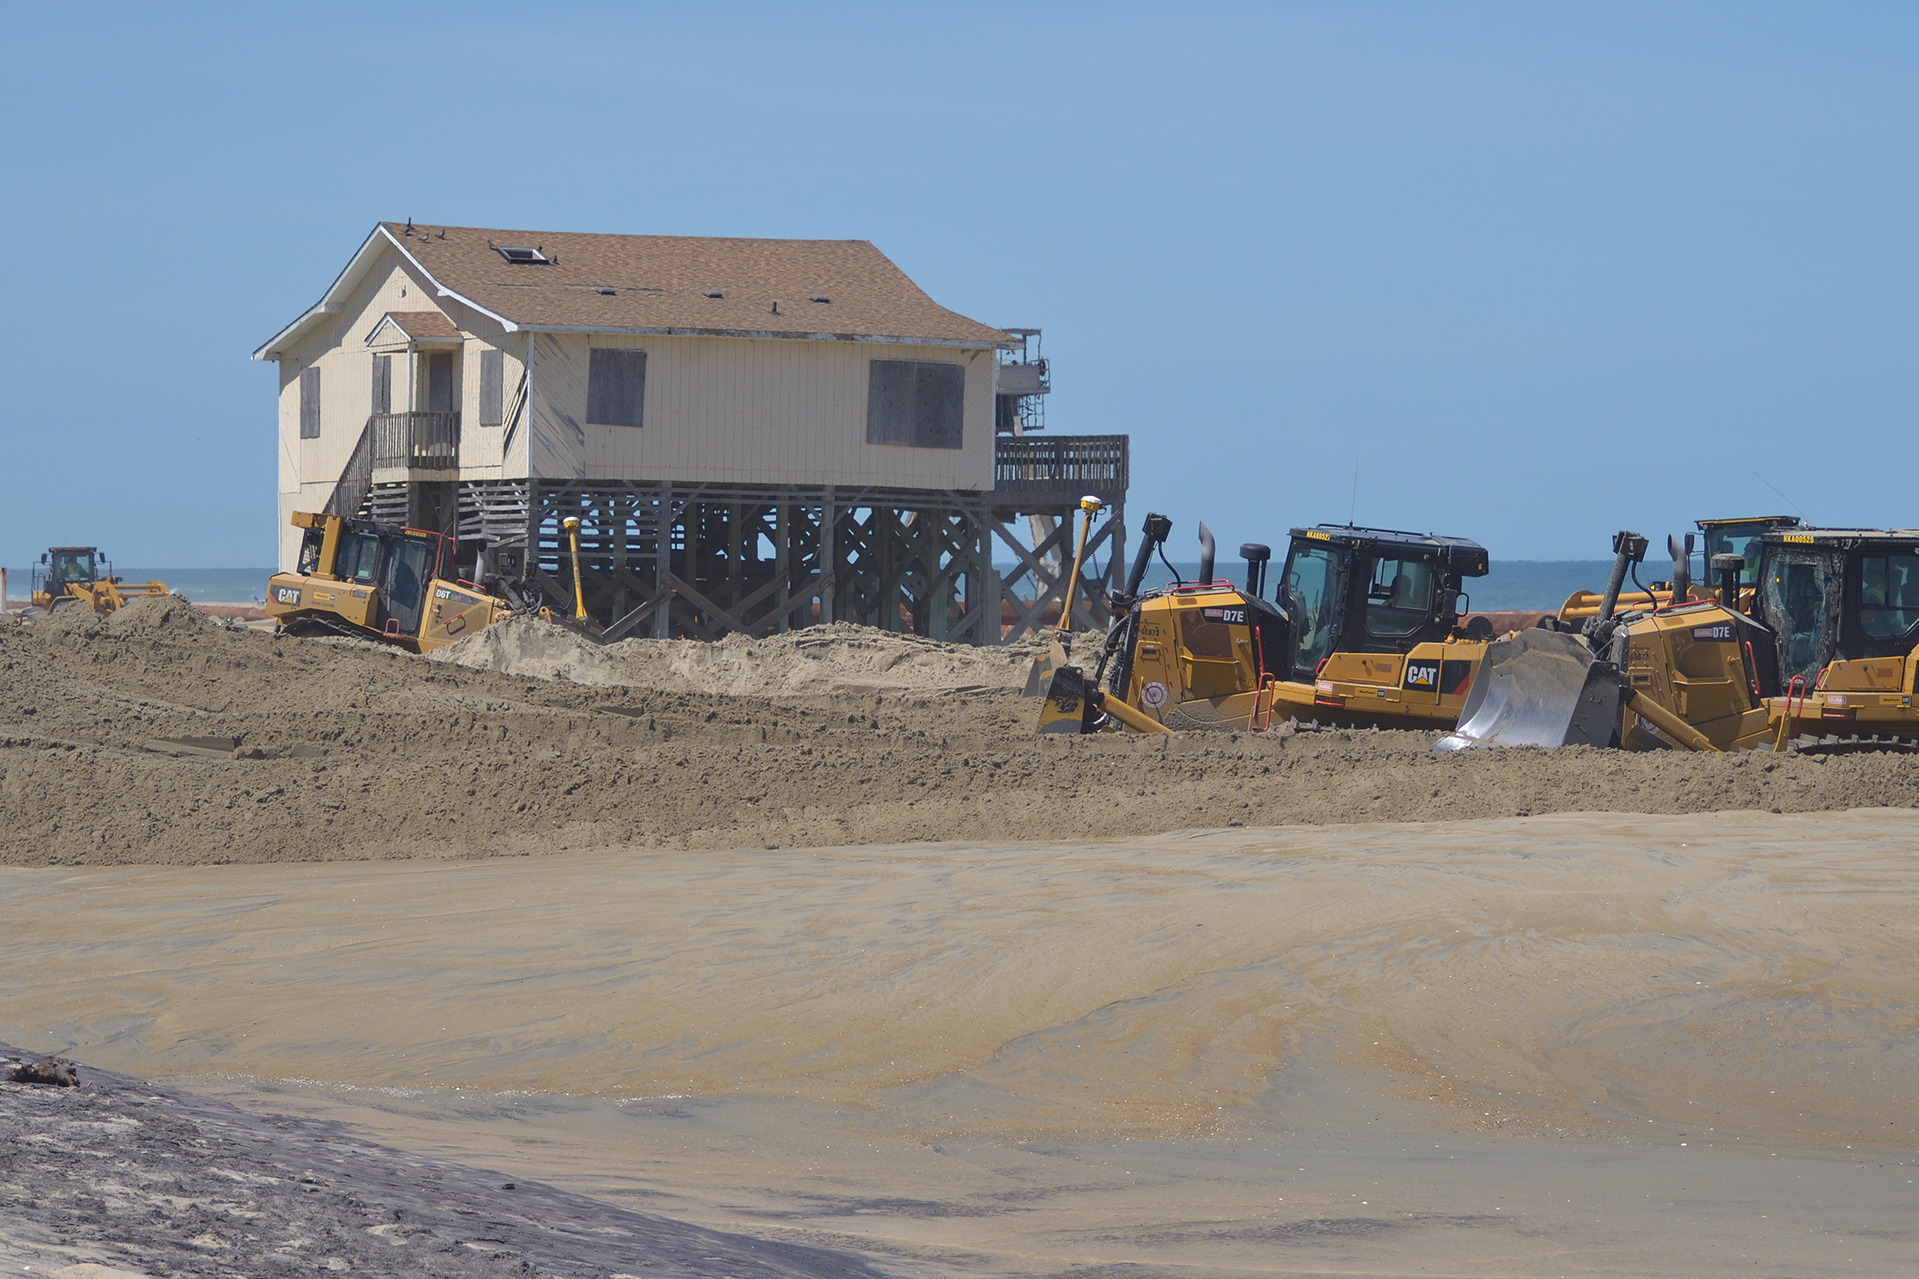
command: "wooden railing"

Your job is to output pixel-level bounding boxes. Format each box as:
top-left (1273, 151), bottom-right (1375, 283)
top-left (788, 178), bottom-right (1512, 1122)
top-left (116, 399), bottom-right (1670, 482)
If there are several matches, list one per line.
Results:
top-left (324, 417), bottom-right (377, 518)
top-left (993, 434), bottom-right (1128, 498)
top-left (372, 411), bottom-right (461, 471)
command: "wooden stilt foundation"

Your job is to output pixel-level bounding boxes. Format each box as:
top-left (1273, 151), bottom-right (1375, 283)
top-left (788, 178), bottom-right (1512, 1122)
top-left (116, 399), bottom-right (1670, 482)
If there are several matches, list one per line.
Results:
top-left (355, 435), bottom-right (1127, 644)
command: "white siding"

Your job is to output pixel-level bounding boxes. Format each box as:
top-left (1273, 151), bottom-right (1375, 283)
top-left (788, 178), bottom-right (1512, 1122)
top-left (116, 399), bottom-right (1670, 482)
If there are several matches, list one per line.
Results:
top-left (273, 244), bottom-right (997, 571)
top-left (527, 332), bottom-right (996, 489)
top-left (274, 250), bottom-right (528, 568)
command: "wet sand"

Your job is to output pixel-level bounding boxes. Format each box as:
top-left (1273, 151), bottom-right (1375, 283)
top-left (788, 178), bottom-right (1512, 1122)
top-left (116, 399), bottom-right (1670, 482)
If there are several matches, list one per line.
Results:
top-left (4, 811), bottom-right (1915, 1275)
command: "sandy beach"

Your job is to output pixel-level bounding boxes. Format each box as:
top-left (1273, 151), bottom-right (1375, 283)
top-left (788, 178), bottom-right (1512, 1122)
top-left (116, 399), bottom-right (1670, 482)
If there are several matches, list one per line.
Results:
top-left (4, 600), bottom-right (1917, 1274)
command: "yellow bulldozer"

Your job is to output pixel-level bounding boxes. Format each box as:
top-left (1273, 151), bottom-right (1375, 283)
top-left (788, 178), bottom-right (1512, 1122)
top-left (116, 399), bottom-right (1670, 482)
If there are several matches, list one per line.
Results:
top-left (1038, 513), bottom-right (1495, 734)
top-left (31, 547), bottom-right (168, 613)
top-left (266, 511), bottom-right (540, 652)
top-left (1438, 523), bottom-right (1919, 753)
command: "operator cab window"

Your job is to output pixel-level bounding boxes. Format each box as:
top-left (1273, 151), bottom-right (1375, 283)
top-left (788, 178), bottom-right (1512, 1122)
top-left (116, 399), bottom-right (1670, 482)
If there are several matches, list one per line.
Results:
top-left (387, 540), bottom-right (429, 611)
top-left (1764, 553), bottom-right (1832, 682)
top-left (1282, 544), bottom-right (1341, 679)
top-left (335, 533), bottom-right (383, 585)
top-left (1363, 555), bottom-right (1434, 642)
top-left (296, 528), bottom-right (325, 576)
top-left (1859, 551), bottom-right (1919, 639)
top-left (52, 551), bottom-right (94, 583)
top-left (1703, 523), bottom-right (1772, 590)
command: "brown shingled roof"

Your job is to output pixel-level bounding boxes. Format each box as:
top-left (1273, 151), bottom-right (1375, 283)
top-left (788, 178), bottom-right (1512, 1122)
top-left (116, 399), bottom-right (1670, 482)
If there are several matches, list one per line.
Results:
top-left (376, 310), bottom-right (461, 341)
top-left (384, 223), bottom-right (1008, 346)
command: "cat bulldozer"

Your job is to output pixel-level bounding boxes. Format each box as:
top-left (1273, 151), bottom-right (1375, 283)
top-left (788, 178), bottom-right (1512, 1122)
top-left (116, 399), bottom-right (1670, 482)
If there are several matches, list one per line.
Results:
top-left (31, 547), bottom-right (168, 613)
top-left (266, 511), bottom-right (539, 652)
top-left (1438, 524), bottom-right (1919, 752)
top-left (1038, 514), bottom-right (1494, 734)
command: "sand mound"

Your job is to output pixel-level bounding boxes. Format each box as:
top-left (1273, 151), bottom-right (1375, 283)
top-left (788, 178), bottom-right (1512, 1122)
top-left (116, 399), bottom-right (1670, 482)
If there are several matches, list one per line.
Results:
top-left (105, 592), bottom-right (221, 635)
top-left (3, 611), bottom-right (1918, 866)
top-left (429, 616), bottom-right (1093, 697)
top-left (424, 615), bottom-right (632, 685)
top-left (27, 591), bottom-right (216, 641)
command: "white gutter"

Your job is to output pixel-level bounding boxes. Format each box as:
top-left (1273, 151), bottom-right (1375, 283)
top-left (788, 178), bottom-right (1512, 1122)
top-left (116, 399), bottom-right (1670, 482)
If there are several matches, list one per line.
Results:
top-left (251, 225), bottom-right (388, 360)
top-left (252, 224), bottom-right (523, 362)
top-left (379, 228), bottom-right (519, 332)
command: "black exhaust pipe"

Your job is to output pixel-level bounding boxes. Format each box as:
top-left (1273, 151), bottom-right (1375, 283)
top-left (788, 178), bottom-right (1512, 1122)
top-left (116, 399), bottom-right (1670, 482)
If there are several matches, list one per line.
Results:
top-left (1240, 542), bottom-right (1271, 597)
top-left (1597, 530), bottom-right (1648, 625)
top-left (1121, 512), bottom-right (1172, 605)
top-left (1667, 533), bottom-right (1694, 605)
top-left (1097, 512), bottom-right (1173, 694)
top-left (1711, 553), bottom-right (1743, 610)
top-left (1197, 523), bottom-right (1216, 586)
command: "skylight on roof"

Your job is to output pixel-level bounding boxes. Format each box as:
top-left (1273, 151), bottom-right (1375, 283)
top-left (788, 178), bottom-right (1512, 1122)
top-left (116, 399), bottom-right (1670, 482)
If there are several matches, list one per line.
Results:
top-left (703, 289), bottom-right (723, 299)
top-left (809, 294), bottom-right (831, 304)
top-left (493, 244), bottom-right (549, 265)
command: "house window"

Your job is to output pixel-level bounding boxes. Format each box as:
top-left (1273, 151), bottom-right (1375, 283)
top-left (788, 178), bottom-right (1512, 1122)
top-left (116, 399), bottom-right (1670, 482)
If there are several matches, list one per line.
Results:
top-left (299, 367), bottom-right (321, 439)
top-left (587, 348), bottom-right (646, 427)
top-left (866, 359), bottom-right (963, 449)
top-left (479, 349), bottom-right (504, 426)
top-left (372, 355), bottom-right (392, 415)
top-left (427, 353), bottom-right (455, 413)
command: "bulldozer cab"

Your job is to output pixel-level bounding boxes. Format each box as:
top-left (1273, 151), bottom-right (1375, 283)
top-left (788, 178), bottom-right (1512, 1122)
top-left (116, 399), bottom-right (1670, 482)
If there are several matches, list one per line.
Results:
top-left (278, 514), bottom-right (450, 639)
top-left (1276, 526), bottom-right (1488, 681)
top-left (1697, 516), bottom-right (1800, 593)
top-left (1755, 528), bottom-right (1919, 686)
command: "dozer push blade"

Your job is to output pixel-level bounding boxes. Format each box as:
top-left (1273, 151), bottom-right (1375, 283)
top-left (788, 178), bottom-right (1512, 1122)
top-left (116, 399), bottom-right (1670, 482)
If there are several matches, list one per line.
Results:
top-left (1435, 629), bottom-right (1624, 750)
top-left (1023, 636), bottom-right (1070, 699)
top-left (1037, 664), bottom-right (1097, 734)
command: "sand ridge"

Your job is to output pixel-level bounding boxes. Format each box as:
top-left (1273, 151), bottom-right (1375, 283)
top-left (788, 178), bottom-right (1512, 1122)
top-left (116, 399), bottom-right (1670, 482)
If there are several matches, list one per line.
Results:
top-left (3, 595), bottom-right (1918, 866)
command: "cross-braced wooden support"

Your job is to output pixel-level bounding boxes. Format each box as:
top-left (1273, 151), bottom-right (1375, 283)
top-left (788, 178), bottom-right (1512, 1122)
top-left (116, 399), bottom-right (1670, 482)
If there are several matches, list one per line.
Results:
top-left (409, 480), bottom-right (1000, 643)
top-left (358, 434), bottom-right (1128, 645)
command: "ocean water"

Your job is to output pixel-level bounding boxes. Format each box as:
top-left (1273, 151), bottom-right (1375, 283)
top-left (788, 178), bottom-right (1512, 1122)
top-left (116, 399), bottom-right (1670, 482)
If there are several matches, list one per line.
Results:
top-left (10, 560), bottom-right (1629, 612)
top-left (4, 567), bottom-right (275, 604)
top-left (1003, 558), bottom-right (1621, 613)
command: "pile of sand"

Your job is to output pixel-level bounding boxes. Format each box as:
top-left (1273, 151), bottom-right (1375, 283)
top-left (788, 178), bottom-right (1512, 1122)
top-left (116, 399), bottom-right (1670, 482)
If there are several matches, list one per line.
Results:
top-left (429, 616), bottom-right (1092, 697)
top-left (3, 607), bottom-right (1917, 866)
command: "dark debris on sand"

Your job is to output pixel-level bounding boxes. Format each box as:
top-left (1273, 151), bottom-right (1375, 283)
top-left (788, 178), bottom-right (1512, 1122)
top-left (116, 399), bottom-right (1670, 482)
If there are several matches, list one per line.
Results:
top-left (0, 1043), bottom-right (882, 1279)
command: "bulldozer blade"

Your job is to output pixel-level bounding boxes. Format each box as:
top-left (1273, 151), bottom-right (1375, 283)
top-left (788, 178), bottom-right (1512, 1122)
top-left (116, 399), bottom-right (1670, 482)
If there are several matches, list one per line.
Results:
top-left (1023, 636), bottom-right (1070, 698)
top-left (1435, 628), bottom-right (1624, 750)
top-left (1036, 664), bottom-right (1097, 734)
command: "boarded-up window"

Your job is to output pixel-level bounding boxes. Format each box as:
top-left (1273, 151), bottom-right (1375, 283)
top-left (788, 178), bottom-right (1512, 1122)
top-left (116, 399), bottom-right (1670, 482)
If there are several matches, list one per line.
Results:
top-left (587, 348), bottom-right (646, 427)
top-left (371, 355), bottom-right (391, 415)
top-left (427, 353), bottom-right (455, 413)
top-left (478, 349), bottom-right (504, 426)
top-left (866, 360), bottom-right (963, 449)
top-left (299, 367), bottom-right (321, 439)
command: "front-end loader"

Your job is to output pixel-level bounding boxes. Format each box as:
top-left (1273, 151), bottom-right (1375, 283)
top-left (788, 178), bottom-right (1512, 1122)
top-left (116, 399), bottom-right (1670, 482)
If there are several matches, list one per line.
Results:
top-left (31, 547), bottom-right (168, 613)
top-left (267, 511), bottom-right (540, 652)
top-left (1038, 514), bottom-right (1494, 734)
top-left (1438, 524), bottom-right (1919, 752)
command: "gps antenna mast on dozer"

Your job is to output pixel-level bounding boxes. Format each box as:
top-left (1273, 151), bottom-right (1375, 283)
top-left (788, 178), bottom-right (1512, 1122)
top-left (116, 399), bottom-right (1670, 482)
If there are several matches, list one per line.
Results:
top-left (1056, 495), bottom-right (1104, 635)
top-left (562, 516), bottom-right (587, 620)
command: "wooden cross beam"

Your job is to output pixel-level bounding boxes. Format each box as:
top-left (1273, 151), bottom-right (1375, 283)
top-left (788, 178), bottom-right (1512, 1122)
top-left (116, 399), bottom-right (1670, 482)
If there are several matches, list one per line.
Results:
top-left (746, 572), bottom-right (834, 635)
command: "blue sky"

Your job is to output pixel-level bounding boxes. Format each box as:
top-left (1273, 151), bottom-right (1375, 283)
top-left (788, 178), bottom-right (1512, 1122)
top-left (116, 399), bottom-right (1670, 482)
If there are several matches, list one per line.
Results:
top-left (2, 2), bottom-right (1912, 568)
